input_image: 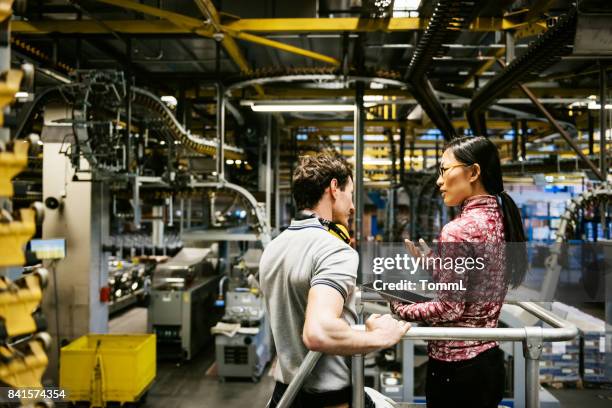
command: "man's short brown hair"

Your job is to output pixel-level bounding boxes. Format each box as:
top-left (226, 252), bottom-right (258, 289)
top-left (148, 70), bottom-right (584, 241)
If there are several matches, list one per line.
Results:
top-left (292, 154), bottom-right (353, 210)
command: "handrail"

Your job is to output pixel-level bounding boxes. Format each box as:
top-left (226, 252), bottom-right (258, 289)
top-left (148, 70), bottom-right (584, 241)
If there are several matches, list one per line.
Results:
top-left (273, 350), bottom-right (322, 408)
top-left (276, 294), bottom-right (578, 408)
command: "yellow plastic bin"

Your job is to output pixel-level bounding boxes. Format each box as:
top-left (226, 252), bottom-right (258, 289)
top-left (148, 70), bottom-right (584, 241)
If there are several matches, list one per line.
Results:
top-left (60, 334), bottom-right (156, 405)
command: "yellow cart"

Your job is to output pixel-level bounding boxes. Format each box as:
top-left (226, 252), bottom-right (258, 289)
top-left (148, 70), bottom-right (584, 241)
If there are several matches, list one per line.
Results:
top-left (60, 334), bottom-right (156, 407)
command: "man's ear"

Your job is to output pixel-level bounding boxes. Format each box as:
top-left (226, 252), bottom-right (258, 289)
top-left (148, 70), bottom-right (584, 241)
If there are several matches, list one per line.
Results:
top-left (329, 178), bottom-right (339, 198)
top-left (469, 163), bottom-right (481, 183)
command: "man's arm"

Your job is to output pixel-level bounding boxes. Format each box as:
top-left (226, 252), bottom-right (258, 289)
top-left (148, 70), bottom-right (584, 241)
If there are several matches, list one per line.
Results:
top-left (303, 285), bottom-right (410, 356)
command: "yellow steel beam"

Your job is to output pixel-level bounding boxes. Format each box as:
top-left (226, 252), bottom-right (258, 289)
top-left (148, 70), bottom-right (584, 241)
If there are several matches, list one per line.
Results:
top-left (225, 17), bottom-right (423, 32)
top-left (524, 0), bottom-right (557, 22)
top-left (0, 0), bottom-right (13, 23)
top-left (13, 16), bottom-right (530, 36)
top-left (461, 47), bottom-right (505, 88)
top-left (96, 0), bottom-right (210, 33)
top-left (95, 0), bottom-right (336, 73)
top-left (194, 0), bottom-right (338, 66)
top-left (229, 31), bottom-right (340, 65)
top-left (226, 17), bottom-right (517, 32)
top-left (12, 20), bottom-right (191, 35)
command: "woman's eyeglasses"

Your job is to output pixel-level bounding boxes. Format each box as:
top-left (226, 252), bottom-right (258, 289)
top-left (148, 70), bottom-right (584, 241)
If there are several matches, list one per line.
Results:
top-left (438, 163), bottom-right (470, 178)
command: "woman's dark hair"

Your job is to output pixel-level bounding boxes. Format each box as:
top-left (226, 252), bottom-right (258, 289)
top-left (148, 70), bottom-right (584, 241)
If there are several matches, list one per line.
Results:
top-left (446, 136), bottom-right (527, 287)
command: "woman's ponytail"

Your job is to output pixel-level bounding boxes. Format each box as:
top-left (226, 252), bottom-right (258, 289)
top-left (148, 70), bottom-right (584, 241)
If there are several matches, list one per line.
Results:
top-left (498, 191), bottom-right (528, 287)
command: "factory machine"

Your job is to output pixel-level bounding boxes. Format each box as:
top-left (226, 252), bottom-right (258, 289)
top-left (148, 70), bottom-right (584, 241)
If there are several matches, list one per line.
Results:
top-left (214, 249), bottom-right (272, 382)
top-left (148, 247), bottom-right (222, 361)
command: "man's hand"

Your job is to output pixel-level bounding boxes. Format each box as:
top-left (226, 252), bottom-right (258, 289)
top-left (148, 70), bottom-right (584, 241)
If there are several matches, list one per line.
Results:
top-left (365, 313), bottom-right (411, 348)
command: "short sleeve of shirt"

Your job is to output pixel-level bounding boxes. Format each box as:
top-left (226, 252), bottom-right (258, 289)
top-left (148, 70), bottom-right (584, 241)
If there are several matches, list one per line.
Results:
top-left (310, 244), bottom-right (359, 302)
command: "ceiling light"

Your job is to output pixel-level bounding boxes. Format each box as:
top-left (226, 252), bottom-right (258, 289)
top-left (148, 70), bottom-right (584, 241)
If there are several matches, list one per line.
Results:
top-left (250, 104), bottom-right (355, 112)
top-left (15, 91), bottom-right (29, 99)
top-left (161, 95), bottom-right (178, 108)
top-left (226, 159), bottom-right (234, 165)
top-left (394, 0), bottom-right (421, 9)
top-left (235, 159), bottom-right (242, 165)
top-left (588, 103), bottom-right (612, 110)
top-left (364, 134), bottom-right (387, 141)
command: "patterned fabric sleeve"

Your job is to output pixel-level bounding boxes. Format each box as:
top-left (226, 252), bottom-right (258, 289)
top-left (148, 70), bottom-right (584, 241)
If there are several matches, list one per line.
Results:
top-left (390, 219), bottom-right (475, 324)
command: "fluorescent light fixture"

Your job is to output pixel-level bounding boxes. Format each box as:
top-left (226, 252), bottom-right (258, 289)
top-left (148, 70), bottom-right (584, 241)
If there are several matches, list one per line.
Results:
top-left (588, 102), bottom-right (612, 110)
top-left (364, 134), bottom-right (387, 141)
top-left (250, 104), bottom-right (355, 112)
top-left (393, 0), bottom-right (421, 16)
top-left (161, 95), bottom-right (178, 108)
top-left (360, 158), bottom-right (393, 166)
top-left (364, 95), bottom-right (384, 102)
top-left (394, 0), bottom-right (421, 9)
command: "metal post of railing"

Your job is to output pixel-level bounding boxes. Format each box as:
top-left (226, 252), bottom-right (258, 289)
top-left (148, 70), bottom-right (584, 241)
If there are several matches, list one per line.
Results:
top-left (523, 327), bottom-right (544, 408)
top-left (351, 353), bottom-right (365, 408)
top-left (352, 301), bottom-right (366, 408)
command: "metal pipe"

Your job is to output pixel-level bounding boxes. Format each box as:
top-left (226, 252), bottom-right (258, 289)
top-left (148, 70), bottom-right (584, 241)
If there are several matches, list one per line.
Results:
top-left (216, 82), bottom-right (225, 180)
top-left (520, 120), bottom-right (528, 161)
top-left (266, 115), bottom-right (273, 228)
top-left (525, 357), bottom-right (540, 408)
top-left (132, 175), bottom-right (141, 229)
top-left (399, 127), bottom-right (406, 186)
top-left (589, 110), bottom-right (595, 156)
top-left (179, 198), bottom-right (184, 234)
top-left (275, 351), bottom-right (322, 408)
top-left (152, 205), bottom-right (164, 249)
top-left (274, 127), bottom-right (281, 232)
top-left (600, 61), bottom-right (607, 178)
top-left (497, 60), bottom-right (605, 181)
top-left (125, 38), bottom-right (132, 173)
top-left (352, 353), bottom-right (365, 408)
top-left (354, 82), bottom-right (365, 280)
top-left (512, 121), bottom-right (519, 161)
top-left (168, 196), bottom-right (173, 227)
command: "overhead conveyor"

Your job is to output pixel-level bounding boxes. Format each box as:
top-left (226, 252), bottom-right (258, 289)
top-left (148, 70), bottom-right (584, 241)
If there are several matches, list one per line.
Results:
top-left (467, 8), bottom-right (579, 136)
top-left (405, 0), bottom-right (486, 141)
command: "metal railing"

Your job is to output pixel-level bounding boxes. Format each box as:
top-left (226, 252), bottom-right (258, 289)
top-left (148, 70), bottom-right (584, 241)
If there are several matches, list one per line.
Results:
top-left (276, 293), bottom-right (578, 408)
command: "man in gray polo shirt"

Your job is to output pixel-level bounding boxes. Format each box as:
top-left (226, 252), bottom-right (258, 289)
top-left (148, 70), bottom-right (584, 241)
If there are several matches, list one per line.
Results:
top-left (260, 154), bottom-right (410, 408)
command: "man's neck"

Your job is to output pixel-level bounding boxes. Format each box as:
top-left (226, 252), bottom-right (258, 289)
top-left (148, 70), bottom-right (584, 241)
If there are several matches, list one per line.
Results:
top-left (307, 203), bottom-right (332, 221)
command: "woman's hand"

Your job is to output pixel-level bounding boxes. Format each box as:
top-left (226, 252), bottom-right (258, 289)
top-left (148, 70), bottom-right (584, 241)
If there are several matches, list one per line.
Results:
top-left (404, 238), bottom-right (431, 257)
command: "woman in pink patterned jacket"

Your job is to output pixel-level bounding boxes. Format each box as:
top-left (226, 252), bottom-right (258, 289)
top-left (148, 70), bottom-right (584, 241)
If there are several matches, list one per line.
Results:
top-left (391, 136), bottom-right (527, 408)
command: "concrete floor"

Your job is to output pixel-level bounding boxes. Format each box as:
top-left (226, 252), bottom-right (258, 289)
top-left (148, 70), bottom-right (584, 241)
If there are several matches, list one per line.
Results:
top-left (109, 307), bottom-right (275, 407)
top-left (548, 387), bottom-right (612, 408)
top-left (109, 307), bottom-right (610, 408)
